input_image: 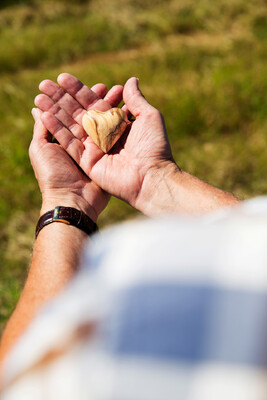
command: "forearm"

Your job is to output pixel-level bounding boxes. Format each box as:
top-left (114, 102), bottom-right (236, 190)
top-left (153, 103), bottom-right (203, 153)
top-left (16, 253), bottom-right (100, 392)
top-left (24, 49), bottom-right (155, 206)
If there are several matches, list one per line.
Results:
top-left (0, 220), bottom-right (87, 364)
top-left (137, 161), bottom-right (240, 216)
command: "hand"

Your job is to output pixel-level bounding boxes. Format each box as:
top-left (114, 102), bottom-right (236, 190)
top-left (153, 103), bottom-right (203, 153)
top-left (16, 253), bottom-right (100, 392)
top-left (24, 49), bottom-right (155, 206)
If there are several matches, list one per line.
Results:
top-left (36, 74), bottom-right (177, 215)
top-left (31, 80), bottom-right (124, 221)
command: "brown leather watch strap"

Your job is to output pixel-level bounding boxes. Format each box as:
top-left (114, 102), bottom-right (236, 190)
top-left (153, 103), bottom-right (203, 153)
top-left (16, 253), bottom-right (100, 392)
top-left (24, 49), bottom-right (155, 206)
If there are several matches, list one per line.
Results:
top-left (35, 206), bottom-right (98, 238)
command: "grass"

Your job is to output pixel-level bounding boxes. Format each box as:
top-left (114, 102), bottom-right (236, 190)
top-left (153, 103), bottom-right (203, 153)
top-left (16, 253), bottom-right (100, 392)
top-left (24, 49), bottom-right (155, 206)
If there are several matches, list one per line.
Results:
top-left (0, 0), bottom-right (266, 333)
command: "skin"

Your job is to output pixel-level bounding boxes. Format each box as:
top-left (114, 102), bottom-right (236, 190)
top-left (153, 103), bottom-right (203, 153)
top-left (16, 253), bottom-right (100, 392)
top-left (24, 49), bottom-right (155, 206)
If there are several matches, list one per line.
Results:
top-left (34, 74), bottom-right (174, 212)
top-left (0, 82), bottom-right (123, 367)
top-left (0, 75), bottom-right (240, 371)
top-left (36, 74), bottom-right (240, 215)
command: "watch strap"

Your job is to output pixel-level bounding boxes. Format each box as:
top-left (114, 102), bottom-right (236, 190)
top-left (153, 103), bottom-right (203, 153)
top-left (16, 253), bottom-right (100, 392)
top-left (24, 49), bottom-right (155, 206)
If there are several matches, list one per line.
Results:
top-left (35, 206), bottom-right (98, 238)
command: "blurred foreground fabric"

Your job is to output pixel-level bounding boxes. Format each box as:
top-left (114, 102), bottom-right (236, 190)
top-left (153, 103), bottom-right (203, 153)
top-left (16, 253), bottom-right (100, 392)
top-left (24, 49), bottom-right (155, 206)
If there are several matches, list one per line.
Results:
top-left (2, 197), bottom-right (267, 400)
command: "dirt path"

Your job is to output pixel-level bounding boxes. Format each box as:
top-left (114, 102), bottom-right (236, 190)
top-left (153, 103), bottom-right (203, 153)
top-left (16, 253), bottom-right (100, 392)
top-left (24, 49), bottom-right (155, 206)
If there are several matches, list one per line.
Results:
top-left (65, 30), bottom-right (251, 70)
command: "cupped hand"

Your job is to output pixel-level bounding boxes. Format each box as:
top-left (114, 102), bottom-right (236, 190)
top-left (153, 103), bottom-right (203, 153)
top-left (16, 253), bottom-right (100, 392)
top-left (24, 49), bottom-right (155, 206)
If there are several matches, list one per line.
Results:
top-left (31, 79), bottom-right (124, 221)
top-left (36, 74), bottom-right (176, 214)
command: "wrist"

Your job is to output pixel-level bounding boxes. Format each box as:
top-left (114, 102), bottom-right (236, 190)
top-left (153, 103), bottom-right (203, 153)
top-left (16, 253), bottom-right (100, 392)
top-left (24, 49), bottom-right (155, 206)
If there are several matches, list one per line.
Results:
top-left (134, 160), bottom-right (181, 216)
top-left (36, 206), bottom-right (98, 239)
top-left (41, 192), bottom-right (98, 223)
top-left (136, 161), bottom-right (240, 216)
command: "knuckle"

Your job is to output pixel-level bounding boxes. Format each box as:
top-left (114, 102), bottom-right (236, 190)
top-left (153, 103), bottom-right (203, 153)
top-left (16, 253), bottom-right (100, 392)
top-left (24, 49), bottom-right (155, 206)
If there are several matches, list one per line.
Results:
top-left (146, 108), bottom-right (161, 120)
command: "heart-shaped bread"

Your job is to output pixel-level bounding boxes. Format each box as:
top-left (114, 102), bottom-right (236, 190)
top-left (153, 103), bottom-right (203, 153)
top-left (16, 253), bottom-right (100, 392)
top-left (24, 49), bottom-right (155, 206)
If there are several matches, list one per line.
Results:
top-left (82, 108), bottom-right (128, 153)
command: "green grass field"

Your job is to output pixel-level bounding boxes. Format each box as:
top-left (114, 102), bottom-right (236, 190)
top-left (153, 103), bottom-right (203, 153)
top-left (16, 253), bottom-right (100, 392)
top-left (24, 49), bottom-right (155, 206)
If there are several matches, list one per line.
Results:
top-left (0, 0), bottom-right (266, 333)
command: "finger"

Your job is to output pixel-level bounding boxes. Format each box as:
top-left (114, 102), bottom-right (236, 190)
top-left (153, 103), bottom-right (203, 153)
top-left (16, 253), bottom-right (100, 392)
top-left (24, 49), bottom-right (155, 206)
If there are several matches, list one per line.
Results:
top-left (123, 77), bottom-right (154, 117)
top-left (55, 107), bottom-right (87, 141)
top-left (35, 91), bottom-right (82, 130)
top-left (34, 93), bottom-right (60, 114)
top-left (121, 104), bottom-right (132, 120)
top-left (89, 98), bottom-right (112, 112)
top-left (39, 78), bottom-right (87, 123)
top-left (39, 79), bottom-right (67, 103)
top-left (57, 73), bottom-right (100, 110)
top-left (91, 83), bottom-right (108, 98)
top-left (104, 85), bottom-right (124, 107)
top-left (39, 79), bottom-right (87, 124)
top-left (38, 87), bottom-right (109, 125)
top-left (35, 94), bottom-right (86, 141)
top-left (41, 111), bottom-right (85, 163)
top-left (31, 108), bottom-right (51, 144)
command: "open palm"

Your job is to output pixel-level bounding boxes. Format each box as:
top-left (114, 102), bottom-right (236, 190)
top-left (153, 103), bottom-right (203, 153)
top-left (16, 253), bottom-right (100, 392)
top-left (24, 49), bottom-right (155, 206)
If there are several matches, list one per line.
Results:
top-left (32, 77), bottom-right (124, 219)
top-left (36, 74), bottom-right (174, 210)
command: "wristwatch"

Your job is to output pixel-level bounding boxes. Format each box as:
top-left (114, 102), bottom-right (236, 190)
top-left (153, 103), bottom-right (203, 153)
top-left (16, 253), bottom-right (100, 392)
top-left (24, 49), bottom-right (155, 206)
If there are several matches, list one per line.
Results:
top-left (35, 206), bottom-right (98, 238)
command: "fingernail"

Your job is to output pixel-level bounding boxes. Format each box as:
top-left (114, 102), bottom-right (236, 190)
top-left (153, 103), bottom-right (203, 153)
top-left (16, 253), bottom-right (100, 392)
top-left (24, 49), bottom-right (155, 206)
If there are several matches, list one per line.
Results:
top-left (31, 108), bottom-right (37, 120)
top-left (132, 77), bottom-right (139, 89)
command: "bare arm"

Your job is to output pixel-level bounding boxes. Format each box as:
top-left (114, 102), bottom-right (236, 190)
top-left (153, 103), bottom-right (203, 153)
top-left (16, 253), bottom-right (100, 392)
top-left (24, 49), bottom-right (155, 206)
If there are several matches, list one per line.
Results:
top-left (0, 222), bottom-right (87, 364)
top-left (137, 162), bottom-right (240, 217)
top-left (0, 82), bottom-right (124, 366)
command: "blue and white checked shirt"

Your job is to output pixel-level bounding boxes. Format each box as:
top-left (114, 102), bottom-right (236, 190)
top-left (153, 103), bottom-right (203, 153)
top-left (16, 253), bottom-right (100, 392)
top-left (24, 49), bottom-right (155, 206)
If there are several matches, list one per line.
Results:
top-left (2, 197), bottom-right (267, 400)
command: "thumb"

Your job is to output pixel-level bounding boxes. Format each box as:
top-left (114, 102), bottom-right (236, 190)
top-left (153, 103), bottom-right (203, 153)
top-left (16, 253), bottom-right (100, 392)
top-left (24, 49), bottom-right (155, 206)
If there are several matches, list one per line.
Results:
top-left (123, 77), bottom-right (154, 118)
